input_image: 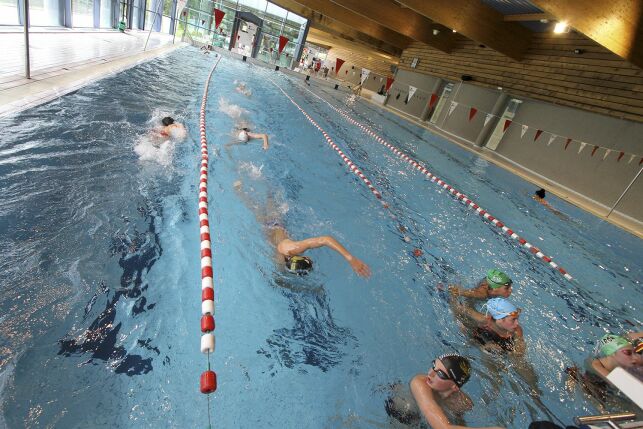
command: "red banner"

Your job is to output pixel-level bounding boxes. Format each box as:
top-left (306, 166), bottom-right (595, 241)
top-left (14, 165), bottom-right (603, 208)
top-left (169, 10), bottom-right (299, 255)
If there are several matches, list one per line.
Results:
top-left (534, 129), bottom-right (543, 141)
top-left (335, 58), bottom-right (345, 75)
top-left (428, 93), bottom-right (438, 109)
top-left (468, 107), bottom-right (477, 121)
top-left (503, 119), bottom-right (512, 132)
top-left (385, 77), bottom-right (394, 92)
top-left (213, 8), bottom-right (225, 29)
top-left (278, 35), bottom-right (289, 54)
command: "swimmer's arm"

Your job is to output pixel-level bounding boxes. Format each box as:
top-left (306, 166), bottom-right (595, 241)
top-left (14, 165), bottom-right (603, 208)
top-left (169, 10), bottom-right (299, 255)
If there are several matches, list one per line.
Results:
top-left (625, 331), bottom-right (643, 341)
top-left (590, 359), bottom-right (610, 378)
top-left (247, 132), bottom-right (269, 150)
top-left (449, 284), bottom-right (486, 299)
top-left (410, 376), bottom-right (504, 429)
top-left (449, 295), bottom-right (486, 324)
top-left (289, 236), bottom-right (371, 277)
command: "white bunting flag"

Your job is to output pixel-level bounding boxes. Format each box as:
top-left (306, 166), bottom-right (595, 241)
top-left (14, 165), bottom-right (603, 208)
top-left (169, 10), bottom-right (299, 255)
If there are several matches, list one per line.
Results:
top-left (628, 154), bottom-right (636, 164)
top-left (361, 68), bottom-right (370, 84)
top-left (603, 149), bottom-right (611, 160)
top-left (484, 114), bottom-right (493, 127)
top-left (448, 101), bottom-right (458, 116)
top-left (521, 124), bottom-right (528, 139)
top-left (578, 142), bottom-right (587, 154)
top-left (547, 135), bottom-right (557, 146)
top-left (380, 77), bottom-right (383, 83)
top-left (408, 85), bottom-right (417, 100)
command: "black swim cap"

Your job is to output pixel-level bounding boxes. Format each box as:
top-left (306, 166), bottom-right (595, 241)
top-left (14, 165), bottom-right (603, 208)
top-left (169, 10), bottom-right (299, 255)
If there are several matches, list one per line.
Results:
top-left (535, 188), bottom-right (546, 199)
top-left (438, 354), bottom-right (471, 388)
top-left (285, 255), bottom-right (313, 275)
top-left (162, 117), bottom-right (175, 126)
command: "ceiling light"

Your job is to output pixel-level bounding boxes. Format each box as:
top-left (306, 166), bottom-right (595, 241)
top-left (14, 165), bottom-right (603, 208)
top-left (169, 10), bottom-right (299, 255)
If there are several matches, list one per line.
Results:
top-left (553, 21), bottom-right (569, 34)
top-left (452, 29), bottom-right (457, 33)
top-left (432, 29), bottom-right (440, 35)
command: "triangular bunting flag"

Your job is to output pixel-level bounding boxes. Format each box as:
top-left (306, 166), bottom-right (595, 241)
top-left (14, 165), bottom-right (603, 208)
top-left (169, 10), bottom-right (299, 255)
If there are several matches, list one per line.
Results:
top-left (214, 8), bottom-right (225, 29)
top-left (603, 149), bottom-right (611, 160)
top-left (335, 58), bottom-right (345, 75)
top-left (428, 93), bottom-right (438, 108)
top-left (617, 151), bottom-right (625, 162)
top-left (547, 135), bottom-right (557, 146)
top-left (408, 85), bottom-right (417, 100)
top-left (361, 68), bottom-right (370, 84)
top-left (380, 77), bottom-right (383, 83)
top-left (468, 107), bottom-right (477, 121)
top-left (640, 157), bottom-right (643, 166)
top-left (520, 124), bottom-right (528, 139)
top-left (590, 145), bottom-right (599, 157)
top-left (484, 114), bottom-right (493, 127)
top-left (564, 138), bottom-right (572, 150)
top-left (578, 142), bottom-right (587, 154)
top-left (534, 129), bottom-right (543, 141)
top-left (628, 154), bottom-right (635, 164)
top-left (278, 35), bottom-right (289, 54)
top-left (448, 101), bottom-right (458, 116)
top-left (385, 77), bottom-right (394, 92)
top-left (503, 119), bottom-right (512, 132)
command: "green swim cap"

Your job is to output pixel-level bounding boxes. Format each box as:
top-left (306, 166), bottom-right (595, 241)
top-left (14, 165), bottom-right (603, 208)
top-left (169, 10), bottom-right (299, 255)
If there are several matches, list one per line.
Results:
top-left (486, 269), bottom-right (512, 289)
top-left (597, 334), bottom-right (630, 357)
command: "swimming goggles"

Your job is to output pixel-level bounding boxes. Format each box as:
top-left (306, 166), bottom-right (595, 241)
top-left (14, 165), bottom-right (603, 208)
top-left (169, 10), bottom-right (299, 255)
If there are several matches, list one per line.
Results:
top-left (431, 360), bottom-right (452, 382)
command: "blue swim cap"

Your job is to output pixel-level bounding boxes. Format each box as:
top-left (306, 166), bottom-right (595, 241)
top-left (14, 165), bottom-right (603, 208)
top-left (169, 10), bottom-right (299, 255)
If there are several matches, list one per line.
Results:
top-left (485, 298), bottom-right (519, 320)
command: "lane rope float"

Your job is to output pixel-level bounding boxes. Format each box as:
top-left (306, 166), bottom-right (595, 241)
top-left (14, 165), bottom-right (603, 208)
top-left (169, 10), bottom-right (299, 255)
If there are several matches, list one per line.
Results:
top-left (269, 77), bottom-right (389, 209)
top-left (198, 54), bottom-right (222, 428)
top-left (298, 82), bottom-right (574, 281)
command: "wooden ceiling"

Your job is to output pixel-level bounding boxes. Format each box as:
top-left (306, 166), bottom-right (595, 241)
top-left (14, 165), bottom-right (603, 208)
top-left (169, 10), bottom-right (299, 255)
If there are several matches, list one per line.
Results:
top-left (269, 0), bottom-right (643, 69)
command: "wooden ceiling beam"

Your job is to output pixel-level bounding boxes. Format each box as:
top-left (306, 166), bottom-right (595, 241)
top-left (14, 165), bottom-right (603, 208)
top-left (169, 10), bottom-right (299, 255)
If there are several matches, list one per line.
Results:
top-left (396, 0), bottom-right (532, 60)
top-left (327, 0), bottom-right (454, 53)
top-left (530, 0), bottom-right (643, 69)
top-left (269, 0), bottom-right (403, 56)
top-left (282, 0), bottom-right (412, 49)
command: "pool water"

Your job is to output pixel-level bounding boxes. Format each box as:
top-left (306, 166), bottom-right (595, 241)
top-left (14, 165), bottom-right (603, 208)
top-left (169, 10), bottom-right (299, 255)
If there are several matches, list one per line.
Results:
top-left (0, 47), bottom-right (640, 428)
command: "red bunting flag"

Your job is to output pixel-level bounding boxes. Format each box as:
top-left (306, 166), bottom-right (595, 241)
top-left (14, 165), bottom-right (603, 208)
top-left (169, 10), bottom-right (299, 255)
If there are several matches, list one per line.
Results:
top-left (617, 151), bottom-right (625, 162)
top-left (278, 35), bottom-right (289, 54)
top-left (564, 138), bottom-right (572, 150)
top-left (385, 77), bottom-right (394, 92)
top-left (591, 145), bottom-right (599, 157)
top-left (534, 129), bottom-right (543, 141)
top-left (503, 120), bottom-right (512, 132)
top-left (213, 8), bottom-right (225, 29)
top-left (345, 70), bottom-right (348, 74)
top-left (428, 93), bottom-right (438, 109)
top-left (335, 58), bottom-right (345, 75)
top-left (468, 107), bottom-right (477, 121)
top-left (640, 157), bottom-right (643, 166)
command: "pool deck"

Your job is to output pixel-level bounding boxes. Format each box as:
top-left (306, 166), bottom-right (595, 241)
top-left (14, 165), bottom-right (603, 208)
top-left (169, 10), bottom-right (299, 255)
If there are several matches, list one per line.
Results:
top-left (0, 28), bottom-right (183, 118)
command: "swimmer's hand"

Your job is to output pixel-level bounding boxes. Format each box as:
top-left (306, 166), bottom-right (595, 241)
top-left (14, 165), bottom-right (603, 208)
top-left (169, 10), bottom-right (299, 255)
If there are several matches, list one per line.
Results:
top-left (263, 141), bottom-right (269, 151)
top-left (448, 285), bottom-right (461, 296)
top-left (349, 257), bottom-right (371, 278)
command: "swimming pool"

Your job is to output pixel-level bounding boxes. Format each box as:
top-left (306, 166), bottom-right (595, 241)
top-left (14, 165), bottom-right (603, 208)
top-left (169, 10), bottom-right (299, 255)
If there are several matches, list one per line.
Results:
top-left (0, 47), bottom-right (640, 428)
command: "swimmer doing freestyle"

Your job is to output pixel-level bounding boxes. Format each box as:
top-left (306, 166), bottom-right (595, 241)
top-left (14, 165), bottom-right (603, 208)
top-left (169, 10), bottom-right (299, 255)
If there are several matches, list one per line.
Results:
top-left (226, 127), bottom-right (269, 151)
top-left (233, 181), bottom-right (370, 277)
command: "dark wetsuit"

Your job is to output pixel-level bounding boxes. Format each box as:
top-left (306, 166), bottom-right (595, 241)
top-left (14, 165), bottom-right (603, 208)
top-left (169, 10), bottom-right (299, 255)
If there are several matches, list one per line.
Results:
top-left (473, 326), bottom-right (515, 352)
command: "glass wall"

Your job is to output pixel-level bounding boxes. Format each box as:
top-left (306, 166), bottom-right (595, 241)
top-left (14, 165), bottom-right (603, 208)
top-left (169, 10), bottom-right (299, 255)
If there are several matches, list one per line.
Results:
top-left (0, 0), bottom-right (20, 25)
top-left (72, 0), bottom-right (94, 27)
top-left (100, 0), bottom-right (115, 27)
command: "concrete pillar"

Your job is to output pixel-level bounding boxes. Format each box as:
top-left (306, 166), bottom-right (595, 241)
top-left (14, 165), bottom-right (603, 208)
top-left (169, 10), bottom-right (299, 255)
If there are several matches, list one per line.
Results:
top-left (419, 78), bottom-right (443, 122)
top-left (474, 92), bottom-right (508, 147)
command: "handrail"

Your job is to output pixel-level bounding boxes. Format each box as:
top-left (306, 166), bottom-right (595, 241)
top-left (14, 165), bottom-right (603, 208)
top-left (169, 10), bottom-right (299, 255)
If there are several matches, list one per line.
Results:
top-left (575, 412), bottom-right (636, 425)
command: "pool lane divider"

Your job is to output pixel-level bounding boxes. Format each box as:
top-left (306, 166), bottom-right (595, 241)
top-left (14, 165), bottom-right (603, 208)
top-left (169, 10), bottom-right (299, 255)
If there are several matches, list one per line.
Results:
top-left (298, 83), bottom-right (574, 282)
top-left (198, 55), bottom-right (221, 408)
top-left (269, 78), bottom-right (389, 209)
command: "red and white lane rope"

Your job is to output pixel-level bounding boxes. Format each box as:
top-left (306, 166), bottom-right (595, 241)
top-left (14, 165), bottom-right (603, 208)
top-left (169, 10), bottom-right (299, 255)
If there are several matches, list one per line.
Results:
top-left (299, 83), bottom-right (573, 281)
top-left (198, 55), bottom-right (221, 426)
top-left (269, 78), bottom-right (389, 209)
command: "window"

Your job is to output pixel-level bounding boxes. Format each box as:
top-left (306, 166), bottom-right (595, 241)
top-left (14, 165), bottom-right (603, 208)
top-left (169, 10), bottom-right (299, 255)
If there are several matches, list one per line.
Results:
top-left (0, 0), bottom-right (20, 25)
top-left (72, 0), bottom-right (94, 27)
top-left (429, 83), bottom-right (454, 124)
top-left (485, 98), bottom-right (523, 150)
top-left (30, 0), bottom-right (65, 26)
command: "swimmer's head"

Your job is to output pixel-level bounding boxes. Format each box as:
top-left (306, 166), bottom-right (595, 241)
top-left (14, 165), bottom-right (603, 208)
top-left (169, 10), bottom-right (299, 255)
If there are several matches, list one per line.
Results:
top-left (162, 117), bottom-right (175, 126)
top-left (596, 334), bottom-right (631, 357)
top-left (485, 298), bottom-right (520, 331)
top-left (238, 129), bottom-right (249, 142)
top-left (535, 188), bottom-right (546, 199)
top-left (437, 354), bottom-right (471, 388)
top-left (486, 269), bottom-right (513, 297)
top-left (285, 255), bottom-right (313, 275)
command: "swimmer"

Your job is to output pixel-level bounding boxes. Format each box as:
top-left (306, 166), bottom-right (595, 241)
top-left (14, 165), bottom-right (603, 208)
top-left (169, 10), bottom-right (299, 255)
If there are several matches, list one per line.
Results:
top-left (234, 181), bottom-right (370, 277)
top-left (451, 297), bottom-right (525, 354)
top-left (227, 128), bottom-right (269, 151)
top-left (200, 44), bottom-right (214, 54)
top-left (586, 333), bottom-right (641, 383)
top-left (449, 269), bottom-right (513, 300)
top-left (157, 116), bottom-right (186, 140)
top-left (408, 354), bottom-right (505, 429)
top-left (235, 82), bottom-right (252, 97)
top-left (532, 188), bottom-right (566, 218)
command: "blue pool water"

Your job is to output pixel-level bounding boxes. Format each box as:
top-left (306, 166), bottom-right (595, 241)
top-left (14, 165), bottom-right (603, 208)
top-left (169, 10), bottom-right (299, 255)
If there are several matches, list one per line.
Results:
top-left (0, 47), bottom-right (640, 428)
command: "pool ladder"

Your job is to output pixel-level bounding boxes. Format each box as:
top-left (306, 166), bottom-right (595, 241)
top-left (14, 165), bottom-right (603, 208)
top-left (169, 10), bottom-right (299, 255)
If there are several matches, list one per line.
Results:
top-left (575, 412), bottom-right (640, 429)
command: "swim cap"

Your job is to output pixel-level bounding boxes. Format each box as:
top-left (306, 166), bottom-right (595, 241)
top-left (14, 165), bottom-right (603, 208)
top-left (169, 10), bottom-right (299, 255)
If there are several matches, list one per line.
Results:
top-left (285, 255), bottom-right (313, 275)
top-left (486, 269), bottom-right (512, 289)
top-left (485, 297), bottom-right (519, 320)
top-left (633, 338), bottom-right (643, 354)
top-left (596, 334), bottom-right (630, 357)
top-left (161, 116), bottom-right (174, 126)
top-left (238, 130), bottom-right (249, 142)
top-left (535, 188), bottom-right (546, 199)
top-left (438, 353), bottom-right (471, 387)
